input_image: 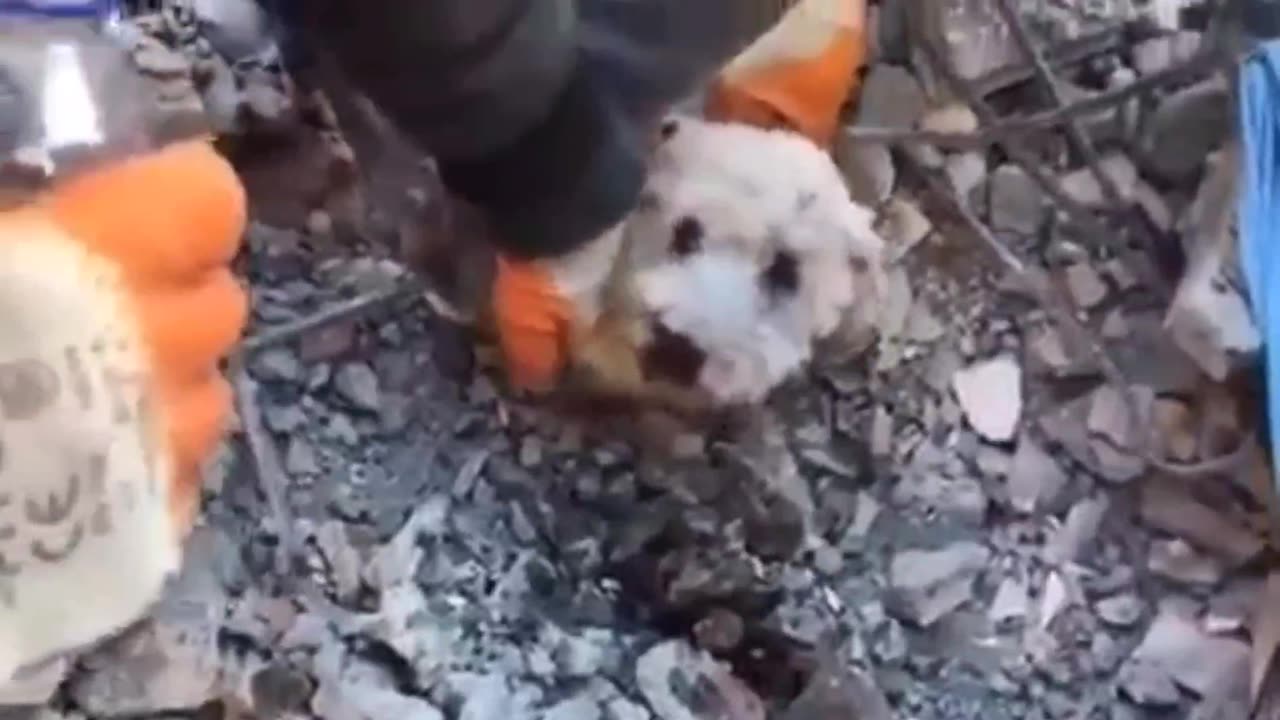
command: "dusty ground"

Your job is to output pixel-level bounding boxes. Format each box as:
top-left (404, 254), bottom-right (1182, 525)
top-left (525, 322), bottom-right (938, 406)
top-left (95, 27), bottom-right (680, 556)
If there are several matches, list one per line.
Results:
top-left (4, 1), bottom-right (1279, 719)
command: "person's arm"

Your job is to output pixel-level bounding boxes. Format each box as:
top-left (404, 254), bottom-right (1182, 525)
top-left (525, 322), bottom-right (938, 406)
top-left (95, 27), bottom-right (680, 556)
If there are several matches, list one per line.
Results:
top-left (263, 0), bottom-right (789, 260)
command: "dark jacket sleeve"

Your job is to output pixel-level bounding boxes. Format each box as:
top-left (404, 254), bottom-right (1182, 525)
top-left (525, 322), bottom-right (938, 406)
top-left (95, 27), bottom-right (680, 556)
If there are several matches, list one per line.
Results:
top-left (266, 0), bottom-right (787, 260)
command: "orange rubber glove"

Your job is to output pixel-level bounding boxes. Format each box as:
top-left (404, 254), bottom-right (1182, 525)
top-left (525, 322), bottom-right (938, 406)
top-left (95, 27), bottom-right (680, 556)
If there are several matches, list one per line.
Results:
top-left (492, 225), bottom-right (625, 392)
top-left (0, 140), bottom-right (247, 683)
top-left (706, 0), bottom-right (867, 146)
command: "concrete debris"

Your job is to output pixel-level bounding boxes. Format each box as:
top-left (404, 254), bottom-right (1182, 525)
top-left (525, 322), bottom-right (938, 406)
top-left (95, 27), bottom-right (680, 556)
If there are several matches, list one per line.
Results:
top-left (952, 355), bottom-right (1022, 443)
top-left (988, 164), bottom-right (1045, 235)
top-left (37, 5), bottom-right (1269, 720)
top-left (1095, 593), bottom-right (1145, 629)
top-left (854, 64), bottom-right (926, 130)
top-left (1060, 154), bottom-right (1138, 207)
top-left (876, 195), bottom-right (932, 262)
top-left (1128, 610), bottom-right (1250, 697)
top-left (1064, 262), bottom-right (1109, 310)
top-left (887, 542), bottom-right (990, 627)
top-left (836, 139), bottom-right (896, 206)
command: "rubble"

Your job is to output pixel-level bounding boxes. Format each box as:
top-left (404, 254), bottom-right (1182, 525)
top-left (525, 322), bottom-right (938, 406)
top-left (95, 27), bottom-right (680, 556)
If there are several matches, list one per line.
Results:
top-left (887, 542), bottom-right (991, 627)
top-left (29, 2), bottom-right (1276, 719)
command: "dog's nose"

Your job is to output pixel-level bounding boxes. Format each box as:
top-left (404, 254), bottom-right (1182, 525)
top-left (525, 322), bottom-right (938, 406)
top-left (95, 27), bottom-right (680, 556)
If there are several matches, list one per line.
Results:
top-left (641, 320), bottom-right (707, 387)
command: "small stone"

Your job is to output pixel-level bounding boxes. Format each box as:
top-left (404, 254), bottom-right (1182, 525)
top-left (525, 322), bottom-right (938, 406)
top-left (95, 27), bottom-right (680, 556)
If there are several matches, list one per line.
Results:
top-left (1007, 436), bottom-right (1069, 514)
top-left (811, 544), bottom-right (844, 576)
top-left (1095, 593), bottom-right (1144, 628)
top-left (252, 348), bottom-right (304, 384)
top-left (264, 403), bottom-right (307, 434)
top-left (285, 437), bottom-right (321, 476)
top-left (989, 164), bottom-right (1044, 234)
top-left (250, 663), bottom-right (314, 718)
top-left (1130, 610), bottom-right (1250, 696)
top-left (989, 577), bottom-right (1029, 624)
top-left (887, 541), bottom-right (990, 627)
top-left (780, 661), bottom-right (892, 720)
top-left (1060, 154), bottom-right (1138, 207)
top-left (1120, 660), bottom-right (1181, 707)
top-left (920, 103), bottom-right (978, 135)
top-left (876, 196), bottom-right (932, 262)
top-left (334, 363), bottom-right (381, 412)
top-left (952, 355), bottom-right (1022, 442)
top-left (1064, 263), bottom-right (1108, 309)
top-left (836, 140), bottom-right (896, 206)
top-left (854, 64), bottom-right (926, 129)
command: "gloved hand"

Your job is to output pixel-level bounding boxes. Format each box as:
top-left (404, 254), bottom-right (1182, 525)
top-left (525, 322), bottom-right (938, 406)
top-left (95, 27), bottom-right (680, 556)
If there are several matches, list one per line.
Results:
top-left (706, 0), bottom-right (867, 146)
top-left (491, 0), bottom-right (867, 391)
top-left (491, 223), bottom-right (626, 392)
top-left (0, 140), bottom-right (247, 683)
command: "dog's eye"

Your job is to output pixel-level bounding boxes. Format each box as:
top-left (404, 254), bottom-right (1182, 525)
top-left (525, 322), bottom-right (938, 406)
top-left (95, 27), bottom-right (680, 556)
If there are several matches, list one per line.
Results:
top-left (671, 216), bottom-right (703, 256)
top-left (762, 251), bottom-right (800, 295)
top-left (660, 119), bottom-right (679, 140)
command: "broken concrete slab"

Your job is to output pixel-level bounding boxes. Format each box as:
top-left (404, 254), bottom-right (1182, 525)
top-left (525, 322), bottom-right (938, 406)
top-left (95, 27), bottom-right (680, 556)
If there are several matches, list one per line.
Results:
top-left (1128, 610), bottom-right (1250, 697)
top-left (1140, 480), bottom-right (1265, 568)
top-left (953, 355), bottom-right (1022, 443)
top-left (887, 541), bottom-right (990, 627)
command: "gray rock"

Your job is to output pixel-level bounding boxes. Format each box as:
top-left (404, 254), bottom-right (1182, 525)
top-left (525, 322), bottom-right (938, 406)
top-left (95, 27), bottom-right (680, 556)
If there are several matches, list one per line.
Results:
top-left (854, 64), bottom-right (926, 129)
top-left (1095, 594), bottom-right (1145, 629)
top-left (1060, 154), bottom-right (1138, 207)
top-left (1142, 79), bottom-right (1230, 184)
top-left (285, 436), bottom-right (321, 476)
top-left (1119, 660), bottom-right (1180, 708)
top-left (252, 348), bottom-right (304, 384)
top-left (334, 363), bottom-right (382, 412)
top-left (249, 663), bottom-right (313, 719)
top-left (988, 164), bottom-right (1044, 234)
top-left (891, 472), bottom-right (987, 526)
top-left (263, 403), bottom-right (307, 434)
top-left (836, 140), bottom-right (896, 206)
top-left (1129, 610), bottom-right (1249, 697)
top-left (953, 356), bottom-right (1022, 442)
top-left (887, 541), bottom-right (990, 627)
top-left (1065, 263), bottom-right (1108, 310)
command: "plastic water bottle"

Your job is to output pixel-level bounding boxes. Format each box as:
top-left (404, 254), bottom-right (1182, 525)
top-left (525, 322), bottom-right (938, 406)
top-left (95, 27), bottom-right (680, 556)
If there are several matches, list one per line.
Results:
top-left (0, 0), bottom-right (183, 203)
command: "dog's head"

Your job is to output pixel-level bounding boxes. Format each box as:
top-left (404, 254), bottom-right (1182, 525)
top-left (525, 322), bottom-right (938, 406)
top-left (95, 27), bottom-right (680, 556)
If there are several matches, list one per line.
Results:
top-left (617, 115), bottom-right (887, 405)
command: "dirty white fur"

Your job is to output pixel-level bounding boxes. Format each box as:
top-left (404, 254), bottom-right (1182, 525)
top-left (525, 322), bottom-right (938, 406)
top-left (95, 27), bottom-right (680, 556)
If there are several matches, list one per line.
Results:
top-left (619, 115), bottom-right (887, 405)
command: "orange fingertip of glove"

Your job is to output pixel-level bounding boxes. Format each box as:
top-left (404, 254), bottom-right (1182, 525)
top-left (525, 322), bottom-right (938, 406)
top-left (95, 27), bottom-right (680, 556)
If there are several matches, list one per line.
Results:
top-left (493, 256), bottom-right (573, 392)
top-left (47, 140), bottom-right (247, 284)
top-left (706, 0), bottom-right (867, 147)
top-left (46, 141), bottom-right (248, 530)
